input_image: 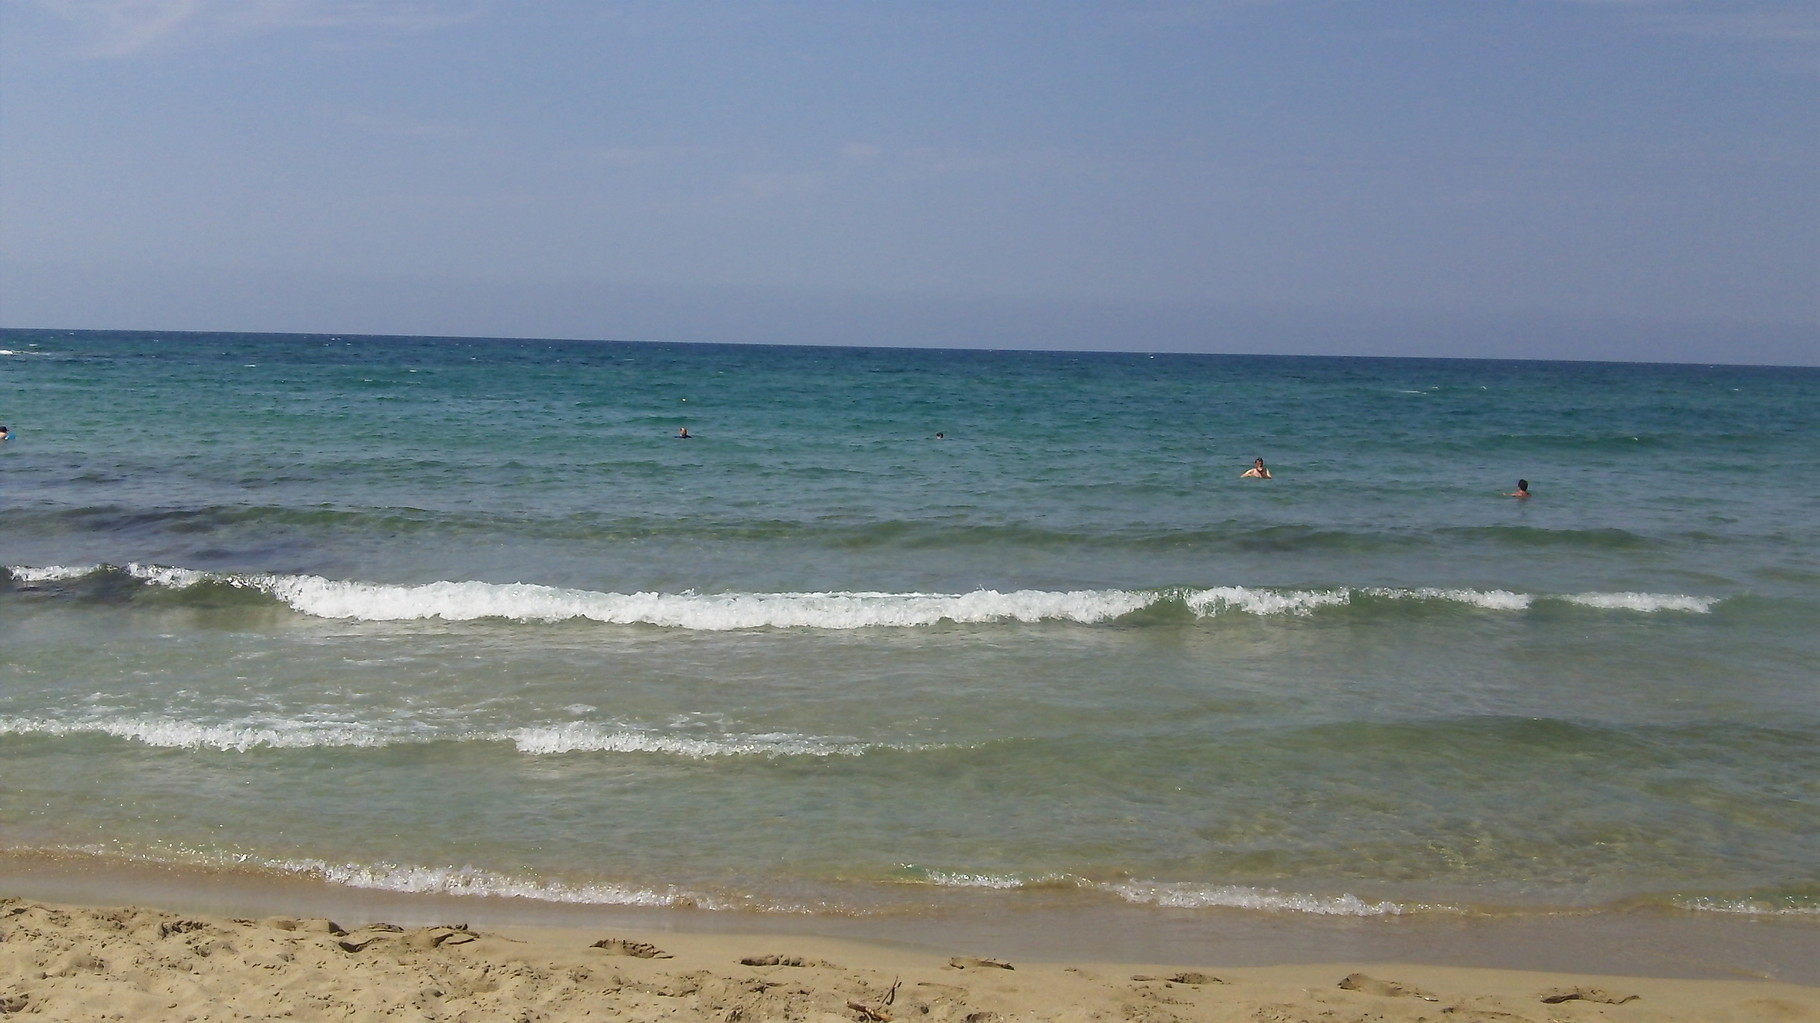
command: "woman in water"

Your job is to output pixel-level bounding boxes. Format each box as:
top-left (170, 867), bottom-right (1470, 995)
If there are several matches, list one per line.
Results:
top-left (1241, 457), bottom-right (1271, 479)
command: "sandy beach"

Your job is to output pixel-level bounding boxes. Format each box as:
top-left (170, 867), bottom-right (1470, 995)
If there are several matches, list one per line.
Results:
top-left (2, 896), bottom-right (1815, 1022)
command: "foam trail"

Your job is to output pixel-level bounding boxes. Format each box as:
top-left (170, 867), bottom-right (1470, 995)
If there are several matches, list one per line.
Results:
top-left (1363, 586), bottom-right (1533, 610)
top-left (261, 580), bottom-right (1150, 628)
top-left (500, 723), bottom-right (878, 758)
top-left (1564, 591), bottom-right (1718, 613)
top-left (0, 715), bottom-right (908, 760)
top-left (1675, 896), bottom-right (1820, 916)
top-left (0, 716), bottom-right (409, 752)
top-left (7, 565), bottom-right (102, 583)
top-left (906, 866), bottom-right (1087, 891)
top-left (6, 564), bottom-right (1723, 627)
top-left (126, 564), bottom-right (212, 588)
top-left (1184, 586), bottom-right (1351, 616)
top-left (125, 564), bottom-right (1157, 628)
top-left (265, 859), bottom-right (720, 908)
top-left (1106, 880), bottom-right (1416, 916)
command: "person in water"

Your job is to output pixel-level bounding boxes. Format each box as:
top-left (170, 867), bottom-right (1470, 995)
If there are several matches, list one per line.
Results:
top-left (0, 425), bottom-right (9, 442)
top-left (676, 426), bottom-right (691, 439)
top-left (1508, 479), bottom-right (1531, 498)
top-left (1240, 457), bottom-right (1271, 479)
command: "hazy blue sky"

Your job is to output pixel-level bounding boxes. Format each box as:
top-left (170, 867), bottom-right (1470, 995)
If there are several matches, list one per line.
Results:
top-left (2, 1), bottom-right (1815, 363)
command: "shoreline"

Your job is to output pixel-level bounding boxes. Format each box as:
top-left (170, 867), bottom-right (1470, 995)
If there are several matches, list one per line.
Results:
top-left (4, 850), bottom-right (1818, 984)
top-left (3, 895), bottom-right (1816, 1023)
top-left (5, 854), bottom-right (1818, 1021)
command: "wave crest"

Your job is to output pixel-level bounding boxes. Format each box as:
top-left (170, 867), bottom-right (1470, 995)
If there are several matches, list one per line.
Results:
top-left (2, 563), bottom-right (1724, 629)
top-left (1563, 591), bottom-right (1719, 613)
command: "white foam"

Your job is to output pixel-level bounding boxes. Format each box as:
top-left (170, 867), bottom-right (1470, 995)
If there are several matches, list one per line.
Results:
top-left (270, 858), bottom-right (721, 908)
top-left (13, 563), bottom-right (1724, 627)
top-left (1183, 586), bottom-right (1351, 617)
top-left (163, 571), bottom-right (1157, 628)
top-left (500, 723), bottom-right (874, 758)
top-left (917, 870), bottom-right (1030, 890)
top-left (1363, 586), bottom-right (1534, 610)
top-left (1360, 587), bottom-right (1716, 613)
top-left (909, 867), bottom-right (1083, 890)
top-left (1675, 896), bottom-right (1820, 916)
top-left (8, 564), bottom-right (102, 583)
top-left (0, 713), bottom-right (908, 760)
top-left (0, 715), bottom-right (405, 751)
top-left (125, 563), bottom-right (213, 588)
top-left (1563, 591), bottom-right (1717, 613)
top-left (1106, 880), bottom-right (1412, 916)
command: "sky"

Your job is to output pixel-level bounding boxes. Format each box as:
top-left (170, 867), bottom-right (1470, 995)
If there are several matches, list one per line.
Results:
top-left (1, 0), bottom-right (1815, 364)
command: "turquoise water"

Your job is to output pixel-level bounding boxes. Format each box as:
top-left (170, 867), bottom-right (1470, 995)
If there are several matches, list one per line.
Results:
top-left (1, 329), bottom-right (1816, 922)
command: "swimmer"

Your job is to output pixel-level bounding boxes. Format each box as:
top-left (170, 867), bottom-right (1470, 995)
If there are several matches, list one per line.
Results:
top-left (1240, 457), bottom-right (1271, 479)
top-left (676, 426), bottom-right (691, 439)
top-left (935, 432), bottom-right (944, 440)
top-left (1507, 479), bottom-right (1530, 499)
top-left (0, 425), bottom-right (8, 442)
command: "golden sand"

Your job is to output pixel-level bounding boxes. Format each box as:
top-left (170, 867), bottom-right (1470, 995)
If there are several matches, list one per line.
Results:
top-left (2, 897), bottom-right (1816, 1021)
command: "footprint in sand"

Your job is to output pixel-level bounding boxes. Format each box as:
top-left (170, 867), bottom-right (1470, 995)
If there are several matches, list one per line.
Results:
top-left (1540, 987), bottom-right (1639, 1004)
top-left (947, 956), bottom-right (1014, 971)
top-left (338, 926), bottom-right (476, 954)
top-left (739, 954), bottom-right (837, 968)
top-left (589, 938), bottom-right (672, 959)
top-left (1337, 973), bottom-right (1439, 1001)
top-left (402, 926), bottom-right (477, 950)
top-left (1131, 972), bottom-right (1225, 986)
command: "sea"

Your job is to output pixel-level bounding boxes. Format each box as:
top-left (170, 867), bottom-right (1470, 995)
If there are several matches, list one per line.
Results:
top-left (2, 329), bottom-right (1816, 972)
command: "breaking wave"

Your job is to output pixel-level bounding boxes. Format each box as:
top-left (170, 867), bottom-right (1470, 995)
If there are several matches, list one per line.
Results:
top-left (3, 563), bottom-right (1724, 629)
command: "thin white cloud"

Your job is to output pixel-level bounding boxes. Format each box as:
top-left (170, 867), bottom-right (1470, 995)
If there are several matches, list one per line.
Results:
top-left (1648, 7), bottom-right (1820, 74)
top-left (35, 0), bottom-right (203, 56)
top-left (1564, 0), bottom-right (1820, 74)
top-left (35, 0), bottom-right (481, 57)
